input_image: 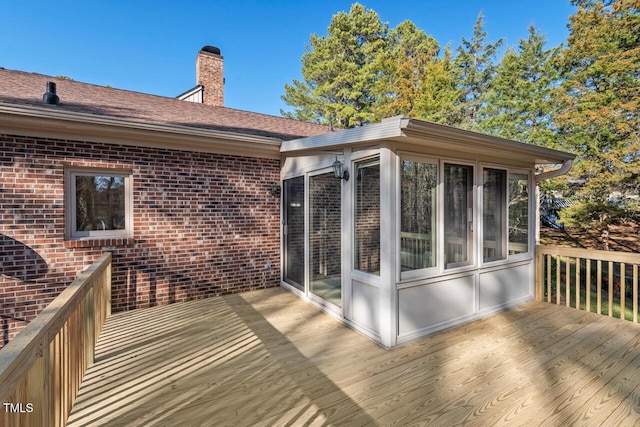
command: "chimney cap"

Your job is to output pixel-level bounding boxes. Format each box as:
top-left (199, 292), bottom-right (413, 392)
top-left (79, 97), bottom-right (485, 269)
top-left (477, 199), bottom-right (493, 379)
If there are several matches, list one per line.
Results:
top-left (200, 46), bottom-right (221, 55)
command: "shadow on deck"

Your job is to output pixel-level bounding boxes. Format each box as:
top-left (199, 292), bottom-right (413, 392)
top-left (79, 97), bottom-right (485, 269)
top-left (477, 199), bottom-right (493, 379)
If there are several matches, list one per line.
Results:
top-left (68, 287), bottom-right (640, 426)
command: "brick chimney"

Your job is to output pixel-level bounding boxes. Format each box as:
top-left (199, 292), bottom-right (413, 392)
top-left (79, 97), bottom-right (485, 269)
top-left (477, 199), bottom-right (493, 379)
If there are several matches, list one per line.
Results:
top-left (196, 46), bottom-right (224, 107)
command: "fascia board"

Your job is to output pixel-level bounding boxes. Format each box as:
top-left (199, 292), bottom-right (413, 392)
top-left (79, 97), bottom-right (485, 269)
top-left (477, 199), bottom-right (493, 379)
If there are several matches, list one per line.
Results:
top-left (281, 116), bottom-right (405, 153)
top-left (281, 115), bottom-right (574, 166)
top-left (0, 103), bottom-right (282, 159)
top-left (402, 119), bottom-right (575, 165)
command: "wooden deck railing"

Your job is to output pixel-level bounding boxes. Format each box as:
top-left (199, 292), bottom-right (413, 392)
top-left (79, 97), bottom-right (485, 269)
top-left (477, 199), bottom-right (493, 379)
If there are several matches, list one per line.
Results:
top-left (0, 253), bottom-right (111, 427)
top-left (536, 246), bottom-right (640, 322)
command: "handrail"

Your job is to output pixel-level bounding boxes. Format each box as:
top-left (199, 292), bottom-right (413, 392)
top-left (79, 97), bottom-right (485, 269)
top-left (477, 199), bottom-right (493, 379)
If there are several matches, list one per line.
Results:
top-left (536, 245), bottom-right (640, 322)
top-left (0, 253), bottom-right (111, 427)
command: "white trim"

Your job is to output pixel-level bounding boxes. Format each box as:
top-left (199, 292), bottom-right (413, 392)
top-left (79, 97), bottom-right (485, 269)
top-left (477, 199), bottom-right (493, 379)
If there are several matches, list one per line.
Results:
top-left (0, 103), bottom-right (282, 159)
top-left (397, 153), bottom-right (440, 281)
top-left (282, 115), bottom-right (575, 166)
top-left (479, 165), bottom-right (509, 265)
top-left (441, 159), bottom-right (477, 271)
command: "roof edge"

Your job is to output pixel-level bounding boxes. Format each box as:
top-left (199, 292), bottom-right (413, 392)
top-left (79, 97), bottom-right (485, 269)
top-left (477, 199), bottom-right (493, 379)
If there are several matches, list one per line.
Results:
top-left (402, 118), bottom-right (575, 165)
top-left (281, 115), bottom-right (575, 165)
top-left (281, 115), bottom-right (405, 153)
top-left (0, 103), bottom-right (282, 159)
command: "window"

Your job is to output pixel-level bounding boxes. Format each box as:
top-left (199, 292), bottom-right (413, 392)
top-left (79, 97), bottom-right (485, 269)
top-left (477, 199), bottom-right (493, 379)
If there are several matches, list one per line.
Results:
top-left (444, 163), bottom-right (473, 268)
top-left (483, 168), bottom-right (507, 261)
top-left (283, 176), bottom-right (305, 290)
top-left (65, 169), bottom-right (132, 239)
top-left (400, 159), bottom-right (437, 273)
top-left (509, 173), bottom-right (529, 254)
top-left (354, 157), bottom-right (380, 275)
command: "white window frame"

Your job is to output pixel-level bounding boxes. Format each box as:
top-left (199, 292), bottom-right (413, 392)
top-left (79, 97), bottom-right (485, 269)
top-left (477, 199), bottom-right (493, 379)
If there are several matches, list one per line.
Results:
top-left (507, 169), bottom-right (532, 260)
top-left (64, 168), bottom-right (133, 240)
top-left (481, 166), bottom-right (509, 264)
top-left (441, 159), bottom-right (476, 270)
top-left (397, 153), bottom-right (440, 280)
top-left (352, 154), bottom-right (382, 278)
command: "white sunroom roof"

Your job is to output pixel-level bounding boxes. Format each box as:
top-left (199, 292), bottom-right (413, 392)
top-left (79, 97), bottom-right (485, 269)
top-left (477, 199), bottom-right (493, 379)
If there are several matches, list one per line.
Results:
top-left (281, 115), bottom-right (575, 166)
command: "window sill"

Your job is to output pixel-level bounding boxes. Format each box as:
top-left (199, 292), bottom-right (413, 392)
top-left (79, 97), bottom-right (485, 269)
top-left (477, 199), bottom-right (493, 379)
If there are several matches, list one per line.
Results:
top-left (64, 237), bottom-right (134, 249)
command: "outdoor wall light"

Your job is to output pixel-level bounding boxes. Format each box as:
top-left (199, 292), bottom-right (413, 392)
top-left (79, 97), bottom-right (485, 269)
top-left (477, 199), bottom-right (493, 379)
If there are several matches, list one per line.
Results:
top-left (270, 182), bottom-right (281, 197)
top-left (332, 157), bottom-right (349, 181)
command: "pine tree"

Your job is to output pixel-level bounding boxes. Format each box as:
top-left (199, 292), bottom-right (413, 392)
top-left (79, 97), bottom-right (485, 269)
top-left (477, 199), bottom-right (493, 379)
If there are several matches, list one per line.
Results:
top-left (413, 46), bottom-right (460, 124)
top-left (281, 3), bottom-right (388, 128)
top-left (556, 0), bottom-right (640, 248)
top-left (479, 26), bottom-right (561, 148)
top-left (453, 13), bottom-right (504, 130)
top-left (373, 20), bottom-right (439, 120)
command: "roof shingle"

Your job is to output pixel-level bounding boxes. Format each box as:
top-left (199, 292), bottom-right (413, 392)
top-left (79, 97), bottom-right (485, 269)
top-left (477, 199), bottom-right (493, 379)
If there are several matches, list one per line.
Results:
top-left (0, 68), bottom-right (330, 140)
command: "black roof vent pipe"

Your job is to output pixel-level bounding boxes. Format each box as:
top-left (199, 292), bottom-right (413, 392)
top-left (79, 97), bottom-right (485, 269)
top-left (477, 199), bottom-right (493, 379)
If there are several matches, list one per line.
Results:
top-left (42, 81), bottom-right (60, 105)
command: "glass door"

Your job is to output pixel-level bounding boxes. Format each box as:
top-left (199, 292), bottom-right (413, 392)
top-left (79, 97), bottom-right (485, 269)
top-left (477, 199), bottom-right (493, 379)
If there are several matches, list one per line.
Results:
top-left (309, 172), bottom-right (342, 307)
top-left (283, 177), bottom-right (305, 290)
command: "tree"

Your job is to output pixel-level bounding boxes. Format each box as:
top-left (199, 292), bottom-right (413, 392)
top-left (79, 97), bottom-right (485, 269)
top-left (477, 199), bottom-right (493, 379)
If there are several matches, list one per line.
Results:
top-left (373, 20), bottom-right (439, 120)
top-left (479, 26), bottom-right (561, 149)
top-left (453, 13), bottom-right (504, 130)
top-left (413, 46), bottom-right (460, 124)
top-left (555, 0), bottom-right (640, 248)
top-left (281, 3), bottom-right (388, 128)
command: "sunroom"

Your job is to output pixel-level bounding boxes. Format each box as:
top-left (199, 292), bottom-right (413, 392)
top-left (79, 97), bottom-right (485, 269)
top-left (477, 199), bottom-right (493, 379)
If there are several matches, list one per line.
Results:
top-left (280, 115), bottom-right (574, 348)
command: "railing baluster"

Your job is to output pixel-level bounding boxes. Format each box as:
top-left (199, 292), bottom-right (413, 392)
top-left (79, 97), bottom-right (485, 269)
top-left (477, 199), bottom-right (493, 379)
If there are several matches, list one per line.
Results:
top-left (556, 255), bottom-right (561, 305)
top-left (634, 265), bottom-right (639, 323)
top-left (546, 254), bottom-right (551, 303)
top-left (608, 261), bottom-right (614, 317)
top-left (566, 256), bottom-right (571, 307)
top-left (597, 260), bottom-right (602, 315)
top-left (586, 259), bottom-right (591, 313)
top-left (620, 263), bottom-right (626, 320)
top-left (576, 258), bottom-right (581, 310)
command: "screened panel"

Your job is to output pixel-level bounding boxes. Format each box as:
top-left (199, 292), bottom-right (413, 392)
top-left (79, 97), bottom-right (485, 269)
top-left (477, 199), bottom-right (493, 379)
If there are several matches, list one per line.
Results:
top-left (400, 160), bottom-right (437, 272)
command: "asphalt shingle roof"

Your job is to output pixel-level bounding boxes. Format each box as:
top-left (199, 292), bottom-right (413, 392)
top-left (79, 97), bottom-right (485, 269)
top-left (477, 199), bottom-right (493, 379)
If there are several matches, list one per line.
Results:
top-left (0, 68), bottom-right (330, 141)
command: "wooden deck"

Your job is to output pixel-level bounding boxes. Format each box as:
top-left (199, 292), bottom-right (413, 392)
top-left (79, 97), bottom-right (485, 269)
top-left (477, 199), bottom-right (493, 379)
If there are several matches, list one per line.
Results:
top-left (67, 287), bottom-right (640, 426)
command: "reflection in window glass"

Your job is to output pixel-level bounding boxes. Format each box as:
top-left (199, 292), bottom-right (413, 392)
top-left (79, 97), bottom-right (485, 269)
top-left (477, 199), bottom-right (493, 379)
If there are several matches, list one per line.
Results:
top-left (283, 177), bottom-right (305, 290)
top-left (509, 173), bottom-right (529, 254)
top-left (444, 163), bottom-right (473, 268)
top-left (483, 169), bottom-right (506, 261)
top-left (310, 172), bottom-right (342, 307)
top-left (75, 175), bottom-right (125, 232)
top-left (354, 157), bottom-right (380, 275)
top-left (401, 160), bottom-right (437, 272)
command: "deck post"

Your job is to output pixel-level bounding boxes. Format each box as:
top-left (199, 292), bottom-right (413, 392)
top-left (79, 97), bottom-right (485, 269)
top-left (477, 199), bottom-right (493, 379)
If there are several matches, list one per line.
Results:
top-left (535, 245), bottom-right (543, 301)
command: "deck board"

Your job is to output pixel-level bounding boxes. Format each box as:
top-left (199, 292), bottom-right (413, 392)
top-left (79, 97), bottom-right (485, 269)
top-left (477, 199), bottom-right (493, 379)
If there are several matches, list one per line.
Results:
top-left (67, 288), bottom-right (640, 426)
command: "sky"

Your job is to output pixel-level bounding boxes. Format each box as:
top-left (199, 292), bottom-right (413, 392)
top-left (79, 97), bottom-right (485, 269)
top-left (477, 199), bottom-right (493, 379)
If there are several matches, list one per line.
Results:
top-left (2, 1), bottom-right (577, 117)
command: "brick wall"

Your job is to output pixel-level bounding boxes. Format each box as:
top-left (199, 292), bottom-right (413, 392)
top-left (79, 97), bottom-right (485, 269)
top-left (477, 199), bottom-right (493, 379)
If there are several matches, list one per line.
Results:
top-left (0, 135), bottom-right (280, 347)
